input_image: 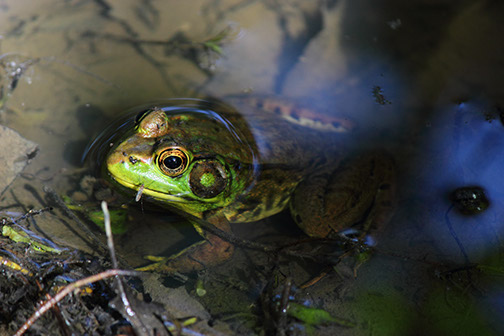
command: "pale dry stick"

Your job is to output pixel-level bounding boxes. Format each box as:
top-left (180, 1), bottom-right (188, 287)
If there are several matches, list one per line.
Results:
top-left (102, 201), bottom-right (150, 335)
top-left (102, 201), bottom-right (119, 269)
top-left (14, 269), bottom-right (136, 336)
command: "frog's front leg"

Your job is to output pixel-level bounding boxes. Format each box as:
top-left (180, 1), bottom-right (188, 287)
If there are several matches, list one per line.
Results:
top-left (290, 152), bottom-right (395, 239)
top-left (138, 214), bottom-right (234, 273)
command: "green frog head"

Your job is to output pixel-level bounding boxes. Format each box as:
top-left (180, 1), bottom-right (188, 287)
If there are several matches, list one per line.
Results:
top-left (106, 101), bottom-right (257, 218)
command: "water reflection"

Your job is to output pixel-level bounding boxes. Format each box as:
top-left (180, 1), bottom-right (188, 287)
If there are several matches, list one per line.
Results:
top-left (416, 101), bottom-right (504, 262)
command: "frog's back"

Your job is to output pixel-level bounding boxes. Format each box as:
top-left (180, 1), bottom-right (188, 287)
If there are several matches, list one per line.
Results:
top-left (218, 95), bottom-right (350, 168)
top-left (212, 95), bottom-right (352, 223)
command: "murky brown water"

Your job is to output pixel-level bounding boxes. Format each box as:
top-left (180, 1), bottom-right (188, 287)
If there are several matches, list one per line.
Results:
top-left (1, 1), bottom-right (504, 335)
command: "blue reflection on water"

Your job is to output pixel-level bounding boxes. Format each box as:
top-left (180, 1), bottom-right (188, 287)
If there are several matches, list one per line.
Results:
top-left (417, 100), bottom-right (504, 261)
top-left (484, 291), bottom-right (504, 333)
top-left (413, 100), bottom-right (504, 333)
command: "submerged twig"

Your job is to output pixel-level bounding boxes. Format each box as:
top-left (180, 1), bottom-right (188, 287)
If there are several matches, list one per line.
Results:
top-left (194, 215), bottom-right (341, 261)
top-left (13, 207), bottom-right (53, 222)
top-left (444, 205), bottom-right (470, 264)
top-left (0, 53), bottom-right (117, 111)
top-left (43, 186), bottom-right (127, 263)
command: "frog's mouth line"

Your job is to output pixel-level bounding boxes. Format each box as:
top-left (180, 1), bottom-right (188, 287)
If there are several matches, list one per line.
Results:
top-left (110, 174), bottom-right (189, 203)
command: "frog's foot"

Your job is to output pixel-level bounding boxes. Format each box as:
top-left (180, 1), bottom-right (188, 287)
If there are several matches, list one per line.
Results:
top-left (137, 218), bottom-right (235, 273)
top-left (290, 151), bottom-right (395, 239)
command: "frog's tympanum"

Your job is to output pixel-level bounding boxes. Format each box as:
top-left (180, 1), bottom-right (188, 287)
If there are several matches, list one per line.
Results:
top-left (105, 96), bottom-right (395, 273)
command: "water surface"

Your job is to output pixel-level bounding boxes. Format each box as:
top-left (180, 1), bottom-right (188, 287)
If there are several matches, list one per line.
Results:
top-left (1, 1), bottom-right (503, 335)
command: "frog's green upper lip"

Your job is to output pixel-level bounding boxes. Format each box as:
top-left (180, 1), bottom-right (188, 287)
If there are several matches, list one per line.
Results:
top-left (110, 173), bottom-right (189, 203)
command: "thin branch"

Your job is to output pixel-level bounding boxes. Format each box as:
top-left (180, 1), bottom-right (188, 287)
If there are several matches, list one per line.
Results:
top-left (102, 201), bottom-right (150, 336)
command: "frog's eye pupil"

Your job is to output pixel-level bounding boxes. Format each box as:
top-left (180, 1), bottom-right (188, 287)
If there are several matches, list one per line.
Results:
top-left (164, 156), bottom-right (182, 169)
top-left (158, 148), bottom-right (188, 176)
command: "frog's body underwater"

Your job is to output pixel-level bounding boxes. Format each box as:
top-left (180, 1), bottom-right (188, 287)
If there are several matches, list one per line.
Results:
top-left (106, 96), bottom-right (395, 273)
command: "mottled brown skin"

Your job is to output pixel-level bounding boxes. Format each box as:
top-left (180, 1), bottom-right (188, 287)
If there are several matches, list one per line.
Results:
top-left (106, 96), bottom-right (395, 273)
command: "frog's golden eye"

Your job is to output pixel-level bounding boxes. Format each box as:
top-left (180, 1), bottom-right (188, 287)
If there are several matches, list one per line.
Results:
top-left (158, 148), bottom-right (188, 176)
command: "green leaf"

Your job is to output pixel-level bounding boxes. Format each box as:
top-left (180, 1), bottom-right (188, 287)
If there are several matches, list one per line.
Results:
top-left (287, 302), bottom-right (355, 328)
top-left (89, 209), bottom-right (129, 234)
top-left (2, 225), bottom-right (64, 254)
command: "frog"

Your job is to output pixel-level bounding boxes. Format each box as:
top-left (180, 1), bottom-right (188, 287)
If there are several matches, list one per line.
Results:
top-left (105, 95), bottom-right (395, 273)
